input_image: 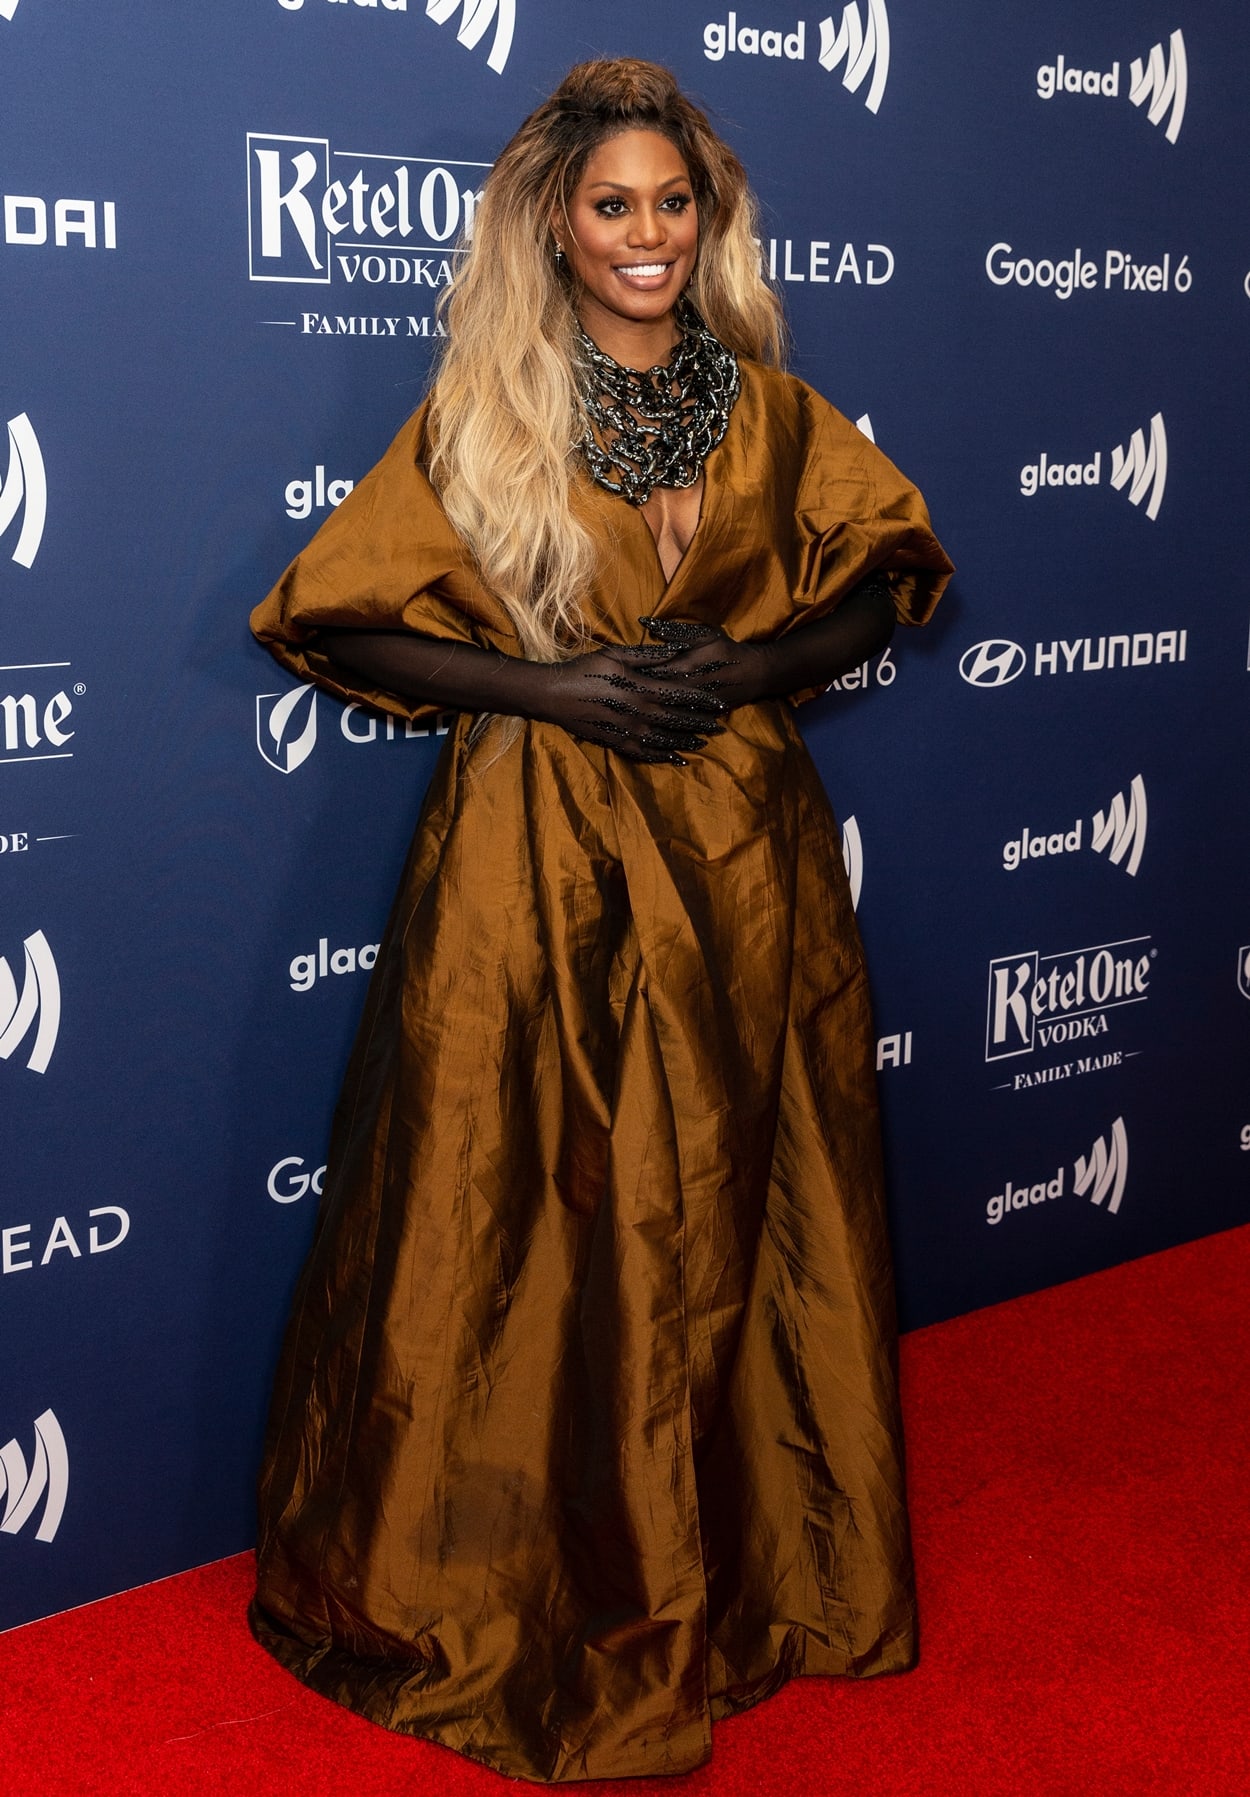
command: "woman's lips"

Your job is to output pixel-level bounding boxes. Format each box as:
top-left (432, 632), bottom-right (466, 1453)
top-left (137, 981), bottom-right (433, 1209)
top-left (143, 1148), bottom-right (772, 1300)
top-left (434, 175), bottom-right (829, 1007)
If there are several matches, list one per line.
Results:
top-left (612, 261), bottom-right (676, 289)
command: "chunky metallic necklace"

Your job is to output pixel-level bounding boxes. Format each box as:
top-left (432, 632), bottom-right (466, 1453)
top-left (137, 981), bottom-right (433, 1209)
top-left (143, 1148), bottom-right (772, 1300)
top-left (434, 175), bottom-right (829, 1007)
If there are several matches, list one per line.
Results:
top-left (574, 306), bottom-right (740, 505)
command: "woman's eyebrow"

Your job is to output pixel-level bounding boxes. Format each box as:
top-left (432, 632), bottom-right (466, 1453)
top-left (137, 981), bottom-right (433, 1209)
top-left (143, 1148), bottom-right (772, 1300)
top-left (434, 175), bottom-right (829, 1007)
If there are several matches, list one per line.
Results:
top-left (584, 175), bottom-right (690, 192)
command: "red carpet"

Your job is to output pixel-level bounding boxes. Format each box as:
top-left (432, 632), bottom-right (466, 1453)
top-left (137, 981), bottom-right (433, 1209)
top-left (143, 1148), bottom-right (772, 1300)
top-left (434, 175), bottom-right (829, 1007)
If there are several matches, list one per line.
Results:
top-left (4, 1226), bottom-right (1248, 1796)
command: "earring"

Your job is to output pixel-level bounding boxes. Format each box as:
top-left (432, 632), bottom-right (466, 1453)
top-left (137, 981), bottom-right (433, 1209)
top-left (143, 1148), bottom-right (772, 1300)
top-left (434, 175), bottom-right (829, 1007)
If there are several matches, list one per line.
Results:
top-left (554, 242), bottom-right (565, 262)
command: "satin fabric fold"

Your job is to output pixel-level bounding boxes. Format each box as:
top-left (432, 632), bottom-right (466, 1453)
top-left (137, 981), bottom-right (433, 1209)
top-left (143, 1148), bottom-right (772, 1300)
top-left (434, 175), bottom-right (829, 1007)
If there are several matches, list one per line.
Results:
top-left (249, 361), bottom-right (953, 1781)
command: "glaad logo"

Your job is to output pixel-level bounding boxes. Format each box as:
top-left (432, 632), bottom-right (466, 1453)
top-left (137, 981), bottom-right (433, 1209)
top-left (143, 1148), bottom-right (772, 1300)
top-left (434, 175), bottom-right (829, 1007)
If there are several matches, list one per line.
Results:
top-left (1036, 30), bottom-right (1187, 143)
top-left (986, 1117), bottom-right (1128, 1224)
top-left (426, 0), bottom-right (514, 73)
top-left (962, 631), bottom-right (1187, 685)
top-left (0, 930), bottom-right (60, 1075)
top-left (986, 936), bottom-right (1152, 1063)
top-left (276, 0), bottom-right (515, 75)
top-left (819, 0), bottom-right (889, 112)
top-left (247, 134), bottom-right (486, 287)
top-left (1109, 414), bottom-right (1168, 521)
top-left (1237, 947), bottom-right (1250, 1003)
top-left (1018, 414), bottom-right (1167, 521)
top-left (1073, 1116), bottom-right (1130, 1214)
top-left (285, 465), bottom-right (354, 520)
top-left (841, 814), bottom-right (862, 909)
top-left (1, 1409), bottom-right (68, 1544)
top-left (256, 685), bottom-right (451, 772)
top-left (0, 2), bottom-right (19, 22)
top-left (1091, 777), bottom-right (1148, 876)
top-left (1002, 775), bottom-right (1148, 877)
top-left (0, 413), bottom-right (46, 568)
top-left (702, 4), bottom-right (889, 112)
top-left (290, 938), bottom-right (378, 991)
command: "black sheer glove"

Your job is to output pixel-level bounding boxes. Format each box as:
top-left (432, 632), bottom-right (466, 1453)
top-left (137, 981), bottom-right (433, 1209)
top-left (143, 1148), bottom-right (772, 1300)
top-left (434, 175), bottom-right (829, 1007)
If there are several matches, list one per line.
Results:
top-left (317, 629), bottom-right (728, 765)
top-left (637, 569), bottom-right (897, 708)
top-left (529, 642), bottom-right (730, 764)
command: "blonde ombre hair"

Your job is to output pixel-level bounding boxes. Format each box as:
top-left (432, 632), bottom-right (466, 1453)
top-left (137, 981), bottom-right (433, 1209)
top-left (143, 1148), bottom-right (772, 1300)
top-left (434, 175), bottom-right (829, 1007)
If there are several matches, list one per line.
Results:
top-left (428, 58), bottom-right (786, 665)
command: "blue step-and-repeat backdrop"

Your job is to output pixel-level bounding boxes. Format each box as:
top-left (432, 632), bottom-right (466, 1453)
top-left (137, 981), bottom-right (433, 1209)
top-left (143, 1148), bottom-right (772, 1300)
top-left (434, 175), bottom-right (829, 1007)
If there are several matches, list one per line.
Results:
top-left (2, 0), bottom-right (1247, 1631)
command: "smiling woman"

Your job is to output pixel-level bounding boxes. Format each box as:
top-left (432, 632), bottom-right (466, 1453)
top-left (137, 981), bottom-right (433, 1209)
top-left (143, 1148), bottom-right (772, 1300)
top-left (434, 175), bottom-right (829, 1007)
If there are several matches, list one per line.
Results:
top-left (248, 56), bottom-right (952, 1784)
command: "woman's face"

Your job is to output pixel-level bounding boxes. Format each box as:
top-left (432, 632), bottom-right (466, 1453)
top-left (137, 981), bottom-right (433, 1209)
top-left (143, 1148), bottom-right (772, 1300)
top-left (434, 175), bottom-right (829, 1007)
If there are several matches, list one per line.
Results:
top-left (558, 128), bottom-right (699, 352)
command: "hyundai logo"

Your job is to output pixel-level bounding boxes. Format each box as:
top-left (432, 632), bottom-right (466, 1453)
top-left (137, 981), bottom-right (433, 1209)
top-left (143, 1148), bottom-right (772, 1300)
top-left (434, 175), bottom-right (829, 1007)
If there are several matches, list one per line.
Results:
top-left (959, 639), bottom-right (1028, 688)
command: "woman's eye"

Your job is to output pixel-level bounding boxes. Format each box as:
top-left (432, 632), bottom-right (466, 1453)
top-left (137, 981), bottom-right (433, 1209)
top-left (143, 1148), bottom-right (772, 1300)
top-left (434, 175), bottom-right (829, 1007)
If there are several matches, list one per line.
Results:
top-left (661, 194), bottom-right (693, 212)
top-left (595, 197), bottom-right (628, 217)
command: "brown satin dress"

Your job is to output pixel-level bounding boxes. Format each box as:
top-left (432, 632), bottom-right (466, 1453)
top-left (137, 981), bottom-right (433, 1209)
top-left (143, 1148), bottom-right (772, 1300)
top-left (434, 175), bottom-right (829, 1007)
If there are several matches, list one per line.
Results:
top-left (248, 359), bottom-right (953, 1782)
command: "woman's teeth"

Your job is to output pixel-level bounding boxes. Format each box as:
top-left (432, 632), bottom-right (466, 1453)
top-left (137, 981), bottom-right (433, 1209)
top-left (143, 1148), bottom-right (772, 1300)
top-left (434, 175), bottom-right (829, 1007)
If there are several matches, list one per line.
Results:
top-left (617, 263), bottom-right (669, 277)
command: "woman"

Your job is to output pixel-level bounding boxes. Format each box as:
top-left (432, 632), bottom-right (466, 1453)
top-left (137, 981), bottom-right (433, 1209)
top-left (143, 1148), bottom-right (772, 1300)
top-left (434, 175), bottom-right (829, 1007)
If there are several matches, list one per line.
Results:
top-left (249, 58), bottom-right (952, 1783)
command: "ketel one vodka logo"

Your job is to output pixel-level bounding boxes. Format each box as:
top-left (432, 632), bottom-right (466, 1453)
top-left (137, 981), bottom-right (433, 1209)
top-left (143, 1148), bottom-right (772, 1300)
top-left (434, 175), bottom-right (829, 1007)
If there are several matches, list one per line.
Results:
top-left (1, 1409), bottom-right (68, 1544)
top-left (0, 412), bottom-right (46, 569)
top-left (247, 134), bottom-right (486, 286)
top-left (0, 929), bottom-right (60, 1074)
top-left (986, 1117), bottom-right (1129, 1225)
top-left (986, 935), bottom-right (1153, 1062)
top-left (1036, 30), bottom-right (1187, 144)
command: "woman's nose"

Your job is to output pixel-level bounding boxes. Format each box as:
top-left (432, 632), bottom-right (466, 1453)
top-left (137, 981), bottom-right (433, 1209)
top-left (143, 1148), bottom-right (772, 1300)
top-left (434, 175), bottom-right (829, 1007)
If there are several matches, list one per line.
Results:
top-left (627, 207), bottom-right (665, 249)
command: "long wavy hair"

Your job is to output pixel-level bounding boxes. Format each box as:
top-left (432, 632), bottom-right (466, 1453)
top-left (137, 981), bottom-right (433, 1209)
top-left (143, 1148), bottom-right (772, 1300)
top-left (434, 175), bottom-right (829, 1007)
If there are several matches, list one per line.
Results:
top-left (428, 58), bottom-right (785, 666)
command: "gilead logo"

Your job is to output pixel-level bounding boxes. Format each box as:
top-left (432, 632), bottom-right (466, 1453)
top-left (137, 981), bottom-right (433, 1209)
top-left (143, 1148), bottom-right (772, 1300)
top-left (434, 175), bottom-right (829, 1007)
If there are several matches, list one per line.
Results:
top-left (986, 1117), bottom-right (1128, 1224)
top-left (0, 413), bottom-right (46, 569)
top-left (1, 1409), bottom-right (68, 1544)
top-left (257, 685), bottom-right (317, 773)
top-left (0, 930), bottom-right (60, 1075)
top-left (256, 685), bottom-right (451, 772)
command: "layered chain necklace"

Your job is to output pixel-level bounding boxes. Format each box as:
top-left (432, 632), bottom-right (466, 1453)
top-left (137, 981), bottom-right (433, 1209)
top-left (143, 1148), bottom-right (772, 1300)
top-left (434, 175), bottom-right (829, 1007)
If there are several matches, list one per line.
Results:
top-left (573, 305), bottom-right (740, 505)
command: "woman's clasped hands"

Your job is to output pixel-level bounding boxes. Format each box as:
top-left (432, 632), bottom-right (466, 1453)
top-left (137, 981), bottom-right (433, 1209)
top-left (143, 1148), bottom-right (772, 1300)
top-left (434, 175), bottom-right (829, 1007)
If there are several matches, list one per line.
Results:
top-left (536, 617), bottom-right (771, 765)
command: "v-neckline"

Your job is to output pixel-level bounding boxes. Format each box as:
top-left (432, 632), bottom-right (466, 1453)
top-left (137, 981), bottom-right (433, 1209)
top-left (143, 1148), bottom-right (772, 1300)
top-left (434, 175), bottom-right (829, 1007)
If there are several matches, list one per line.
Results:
top-left (630, 438), bottom-right (722, 598)
top-left (638, 477), bottom-right (706, 592)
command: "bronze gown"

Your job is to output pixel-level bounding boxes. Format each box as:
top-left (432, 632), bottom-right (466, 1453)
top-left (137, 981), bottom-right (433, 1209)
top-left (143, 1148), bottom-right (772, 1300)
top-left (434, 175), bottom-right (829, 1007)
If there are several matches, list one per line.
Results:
top-left (248, 359), bottom-right (953, 1782)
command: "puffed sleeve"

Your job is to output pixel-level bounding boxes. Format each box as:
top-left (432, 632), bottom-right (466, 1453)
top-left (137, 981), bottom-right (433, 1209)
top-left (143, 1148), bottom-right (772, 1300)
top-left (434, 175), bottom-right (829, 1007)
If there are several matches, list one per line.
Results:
top-left (789, 382), bottom-right (954, 632)
top-left (250, 401), bottom-right (517, 725)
